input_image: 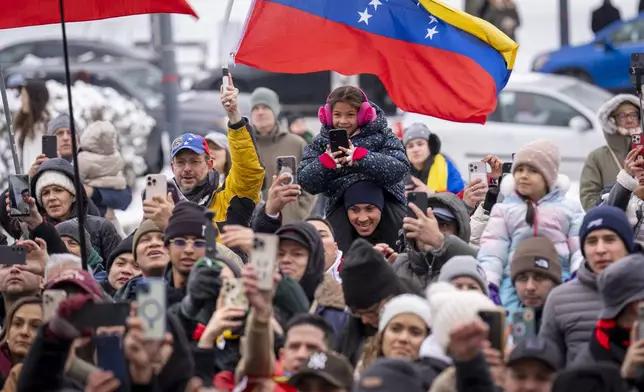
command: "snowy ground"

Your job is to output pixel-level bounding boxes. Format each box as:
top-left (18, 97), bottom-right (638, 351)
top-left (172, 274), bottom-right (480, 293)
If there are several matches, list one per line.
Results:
top-left (115, 169), bottom-right (582, 236)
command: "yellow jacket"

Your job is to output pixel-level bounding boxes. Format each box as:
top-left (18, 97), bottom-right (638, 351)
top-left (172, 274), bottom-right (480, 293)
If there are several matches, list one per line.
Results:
top-left (208, 119), bottom-right (265, 235)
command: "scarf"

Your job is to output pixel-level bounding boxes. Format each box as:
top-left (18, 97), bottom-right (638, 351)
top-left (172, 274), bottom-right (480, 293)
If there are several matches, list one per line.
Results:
top-left (589, 319), bottom-right (630, 364)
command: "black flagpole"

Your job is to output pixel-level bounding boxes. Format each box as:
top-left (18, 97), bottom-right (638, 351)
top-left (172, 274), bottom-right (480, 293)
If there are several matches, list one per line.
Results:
top-left (58, 0), bottom-right (89, 271)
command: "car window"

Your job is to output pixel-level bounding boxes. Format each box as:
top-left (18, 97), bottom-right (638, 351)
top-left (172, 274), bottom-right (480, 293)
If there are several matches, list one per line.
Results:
top-left (610, 18), bottom-right (644, 45)
top-left (0, 44), bottom-right (35, 66)
top-left (496, 91), bottom-right (585, 127)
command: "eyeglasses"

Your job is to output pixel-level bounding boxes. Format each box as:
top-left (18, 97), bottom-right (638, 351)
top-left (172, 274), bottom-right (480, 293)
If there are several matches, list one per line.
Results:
top-left (169, 238), bottom-right (207, 248)
top-left (615, 112), bottom-right (639, 122)
top-left (173, 159), bottom-right (207, 169)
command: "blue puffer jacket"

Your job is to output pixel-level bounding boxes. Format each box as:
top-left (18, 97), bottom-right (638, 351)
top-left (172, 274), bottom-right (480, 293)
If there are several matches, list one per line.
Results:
top-left (311, 275), bottom-right (351, 347)
top-left (298, 102), bottom-right (410, 211)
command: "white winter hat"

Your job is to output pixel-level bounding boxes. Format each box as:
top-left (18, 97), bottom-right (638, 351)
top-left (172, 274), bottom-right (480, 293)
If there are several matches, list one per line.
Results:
top-left (378, 294), bottom-right (431, 332)
top-left (35, 171), bottom-right (76, 205)
top-left (426, 282), bottom-right (497, 351)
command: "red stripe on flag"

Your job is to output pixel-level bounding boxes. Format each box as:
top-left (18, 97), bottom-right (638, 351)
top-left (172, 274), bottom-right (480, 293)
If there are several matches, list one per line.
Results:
top-left (0, 0), bottom-right (197, 30)
top-left (236, 1), bottom-right (498, 124)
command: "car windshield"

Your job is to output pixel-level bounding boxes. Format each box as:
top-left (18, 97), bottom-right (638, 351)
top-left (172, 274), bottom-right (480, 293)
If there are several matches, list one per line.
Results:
top-left (119, 67), bottom-right (164, 108)
top-left (559, 83), bottom-right (614, 113)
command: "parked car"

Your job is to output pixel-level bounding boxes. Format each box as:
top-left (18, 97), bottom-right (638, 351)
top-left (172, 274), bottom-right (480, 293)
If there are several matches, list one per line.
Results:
top-left (0, 38), bottom-right (154, 67)
top-left (402, 73), bottom-right (613, 181)
top-left (532, 13), bottom-right (644, 93)
top-left (192, 64), bottom-right (398, 116)
top-left (7, 60), bottom-right (251, 173)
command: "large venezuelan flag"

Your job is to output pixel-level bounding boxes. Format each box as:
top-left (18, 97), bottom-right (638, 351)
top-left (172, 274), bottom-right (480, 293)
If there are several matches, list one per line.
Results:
top-left (235, 0), bottom-right (518, 124)
top-left (0, 0), bottom-right (197, 30)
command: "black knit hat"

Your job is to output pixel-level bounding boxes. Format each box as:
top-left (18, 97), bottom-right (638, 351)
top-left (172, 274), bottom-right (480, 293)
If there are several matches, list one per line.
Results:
top-left (107, 235), bottom-right (134, 272)
top-left (340, 238), bottom-right (402, 309)
top-left (551, 364), bottom-right (628, 392)
top-left (343, 181), bottom-right (385, 211)
top-left (164, 201), bottom-right (208, 245)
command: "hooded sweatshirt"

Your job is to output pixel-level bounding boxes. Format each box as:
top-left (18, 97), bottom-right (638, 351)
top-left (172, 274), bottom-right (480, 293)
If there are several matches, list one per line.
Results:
top-left (580, 94), bottom-right (640, 211)
top-left (275, 221), bottom-right (325, 302)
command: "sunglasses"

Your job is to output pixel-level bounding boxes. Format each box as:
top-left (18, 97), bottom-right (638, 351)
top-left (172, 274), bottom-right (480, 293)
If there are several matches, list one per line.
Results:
top-left (169, 238), bottom-right (207, 248)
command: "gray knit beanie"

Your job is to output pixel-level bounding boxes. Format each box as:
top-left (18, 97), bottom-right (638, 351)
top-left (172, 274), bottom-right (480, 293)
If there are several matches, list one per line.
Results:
top-left (55, 218), bottom-right (94, 259)
top-left (47, 114), bottom-right (81, 136)
top-left (437, 255), bottom-right (489, 295)
top-left (251, 87), bottom-right (281, 118)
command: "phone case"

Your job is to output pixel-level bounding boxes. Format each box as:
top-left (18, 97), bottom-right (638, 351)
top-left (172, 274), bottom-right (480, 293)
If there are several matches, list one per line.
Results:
top-left (511, 309), bottom-right (536, 344)
top-left (145, 174), bottom-right (168, 201)
top-left (329, 129), bottom-right (350, 153)
top-left (136, 278), bottom-right (167, 340)
top-left (70, 302), bottom-right (130, 329)
top-left (222, 278), bottom-right (249, 310)
top-left (8, 174), bottom-right (31, 217)
top-left (468, 162), bottom-right (487, 184)
top-left (95, 335), bottom-right (129, 392)
top-left (250, 233), bottom-right (279, 291)
top-left (0, 246), bottom-right (26, 266)
top-left (42, 135), bottom-right (58, 158)
top-left (276, 156), bottom-right (297, 185)
top-left (43, 289), bottom-right (67, 322)
top-left (406, 192), bottom-right (428, 218)
top-left (478, 309), bottom-right (506, 354)
top-left (637, 304), bottom-right (644, 340)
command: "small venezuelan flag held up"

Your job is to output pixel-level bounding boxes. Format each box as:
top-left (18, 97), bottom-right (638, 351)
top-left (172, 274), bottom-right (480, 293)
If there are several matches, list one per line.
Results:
top-left (235, 0), bottom-right (518, 124)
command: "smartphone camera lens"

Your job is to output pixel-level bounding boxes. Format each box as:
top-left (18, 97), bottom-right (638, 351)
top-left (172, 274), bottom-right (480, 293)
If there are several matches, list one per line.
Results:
top-left (253, 238), bottom-right (265, 249)
top-left (152, 179), bottom-right (157, 185)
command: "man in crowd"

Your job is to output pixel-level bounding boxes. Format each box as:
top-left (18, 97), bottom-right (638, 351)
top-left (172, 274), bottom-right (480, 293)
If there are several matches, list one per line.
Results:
top-left (510, 237), bottom-right (562, 332)
top-left (573, 253), bottom-right (644, 392)
top-left (287, 351), bottom-right (354, 392)
top-left (250, 87), bottom-right (316, 223)
top-left (540, 205), bottom-right (634, 365)
top-left (168, 81), bottom-right (264, 233)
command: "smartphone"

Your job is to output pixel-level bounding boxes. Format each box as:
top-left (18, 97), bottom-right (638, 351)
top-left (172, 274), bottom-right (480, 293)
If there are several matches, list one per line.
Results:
top-left (250, 233), bottom-right (279, 291)
top-left (329, 129), bottom-right (350, 154)
top-left (8, 174), bottom-right (30, 217)
top-left (42, 135), bottom-right (58, 159)
top-left (468, 162), bottom-right (487, 184)
top-left (0, 245), bottom-right (26, 265)
top-left (95, 335), bottom-right (129, 392)
top-left (43, 289), bottom-right (67, 322)
top-left (276, 156), bottom-right (298, 185)
top-left (478, 309), bottom-right (506, 355)
top-left (136, 278), bottom-right (167, 340)
top-left (511, 309), bottom-right (536, 344)
top-left (145, 174), bottom-right (167, 201)
top-left (406, 191), bottom-right (428, 218)
top-left (222, 278), bottom-right (249, 310)
top-left (637, 304), bottom-right (644, 340)
top-left (70, 302), bottom-right (130, 329)
top-left (204, 211), bottom-right (218, 261)
top-left (502, 162), bottom-right (512, 176)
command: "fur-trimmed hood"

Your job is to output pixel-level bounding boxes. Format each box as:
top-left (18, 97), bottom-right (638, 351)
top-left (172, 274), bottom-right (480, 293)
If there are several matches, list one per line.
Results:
top-left (500, 173), bottom-right (571, 198)
top-left (313, 273), bottom-right (346, 310)
top-left (597, 94), bottom-right (640, 136)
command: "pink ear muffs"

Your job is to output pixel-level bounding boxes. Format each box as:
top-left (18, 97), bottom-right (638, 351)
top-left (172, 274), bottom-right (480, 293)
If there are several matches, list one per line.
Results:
top-left (318, 87), bottom-right (377, 127)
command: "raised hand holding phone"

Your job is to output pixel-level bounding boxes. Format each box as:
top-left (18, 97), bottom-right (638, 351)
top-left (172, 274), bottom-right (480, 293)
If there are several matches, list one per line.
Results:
top-left (220, 74), bottom-right (241, 124)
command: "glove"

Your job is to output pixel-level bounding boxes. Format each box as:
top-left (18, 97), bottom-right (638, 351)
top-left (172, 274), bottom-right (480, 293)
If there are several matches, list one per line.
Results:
top-left (488, 283), bottom-right (503, 307)
top-left (482, 185), bottom-right (500, 213)
top-left (181, 258), bottom-right (223, 322)
top-left (47, 294), bottom-right (94, 341)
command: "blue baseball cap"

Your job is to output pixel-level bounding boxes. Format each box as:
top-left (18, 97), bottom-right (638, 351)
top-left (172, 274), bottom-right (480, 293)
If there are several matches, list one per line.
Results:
top-left (170, 133), bottom-right (211, 158)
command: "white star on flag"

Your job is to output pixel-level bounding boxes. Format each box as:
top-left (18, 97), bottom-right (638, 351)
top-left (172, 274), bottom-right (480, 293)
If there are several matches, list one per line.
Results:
top-left (429, 15), bottom-right (437, 24)
top-left (425, 26), bottom-right (438, 39)
top-left (358, 8), bottom-right (372, 24)
top-left (369, 0), bottom-right (382, 10)
top-left (184, 141), bottom-right (189, 145)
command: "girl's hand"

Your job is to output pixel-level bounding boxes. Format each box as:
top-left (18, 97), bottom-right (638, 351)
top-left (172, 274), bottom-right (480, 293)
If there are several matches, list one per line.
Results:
top-left (324, 145), bottom-right (345, 169)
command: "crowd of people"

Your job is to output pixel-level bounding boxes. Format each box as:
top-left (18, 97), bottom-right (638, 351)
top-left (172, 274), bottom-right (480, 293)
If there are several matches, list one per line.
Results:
top-left (1, 65), bottom-right (644, 392)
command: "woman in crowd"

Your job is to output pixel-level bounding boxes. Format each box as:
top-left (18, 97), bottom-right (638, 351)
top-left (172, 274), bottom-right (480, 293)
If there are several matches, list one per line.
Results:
top-left (12, 80), bottom-right (50, 170)
top-left (403, 123), bottom-right (464, 195)
top-left (30, 158), bottom-right (122, 263)
top-left (357, 294), bottom-right (431, 376)
top-left (204, 132), bottom-right (232, 186)
top-left (298, 86), bottom-right (409, 251)
top-left (0, 297), bottom-right (42, 386)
